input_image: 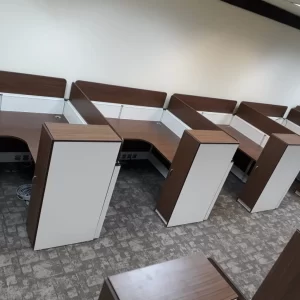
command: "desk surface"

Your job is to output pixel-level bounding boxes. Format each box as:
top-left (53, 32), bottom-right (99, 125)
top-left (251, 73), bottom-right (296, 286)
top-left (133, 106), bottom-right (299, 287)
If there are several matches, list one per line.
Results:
top-left (219, 125), bottom-right (263, 161)
top-left (0, 111), bottom-right (67, 161)
top-left (106, 253), bottom-right (238, 300)
top-left (107, 118), bottom-right (180, 162)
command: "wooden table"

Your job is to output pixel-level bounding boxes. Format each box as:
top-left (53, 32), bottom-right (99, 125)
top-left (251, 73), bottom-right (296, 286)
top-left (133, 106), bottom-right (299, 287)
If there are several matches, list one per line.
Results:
top-left (107, 118), bottom-right (180, 162)
top-left (219, 125), bottom-right (263, 161)
top-left (98, 253), bottom-right (238, 300)
top-left (0, 111), bottom-right (67, 162)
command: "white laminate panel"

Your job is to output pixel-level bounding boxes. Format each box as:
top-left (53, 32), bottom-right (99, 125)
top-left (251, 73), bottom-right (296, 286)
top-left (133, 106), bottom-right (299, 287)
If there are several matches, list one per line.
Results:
top-left (230, 116), bottom-right (266, 145)
top-left (94, 165), bottom-right (121, 239)
top-left (63, 101), bottom-right (87, 124)
top-left (269, 116), bottom-right (284, 124)
top-left (34, 141), bottom-right (121, 250)
top-left (252, 145), bottom-right (300, 213)
top-left (120, 105), bottom-right (163, 121)
top-left (284, 120), bottom-right (300, 135)
top-left (161, 110), bottom-right (191, 138)
top-left (148, 153), bottom-right (169, 178)
top-left (199, 111), bottom-right (233, 125)
top-left (204, 161), bottom-right (234, 220)
top-left (260, 135), bottom-right (270, 148)
top-left (168, 143), bottom-right (238, 226)
top-left (1, 94), bottom-right (64, 114)
top-left (92, 101), bottom-right (122, 118)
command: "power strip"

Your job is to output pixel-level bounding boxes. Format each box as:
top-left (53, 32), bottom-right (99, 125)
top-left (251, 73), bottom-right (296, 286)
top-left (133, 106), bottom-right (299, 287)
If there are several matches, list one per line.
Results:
top-left (119, 152), bottom-right (149, 161)
top-left (0, 152), bottom-right (32, 163)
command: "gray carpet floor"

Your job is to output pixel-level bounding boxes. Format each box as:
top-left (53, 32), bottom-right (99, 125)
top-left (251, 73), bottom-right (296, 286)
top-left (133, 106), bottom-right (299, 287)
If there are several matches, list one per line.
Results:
top-left (0, 161), bottom-right (299, 299)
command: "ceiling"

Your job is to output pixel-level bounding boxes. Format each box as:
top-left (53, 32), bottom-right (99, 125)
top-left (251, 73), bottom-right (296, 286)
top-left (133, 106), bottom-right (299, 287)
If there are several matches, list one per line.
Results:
top-left (263, 0), bottom-right (300, 16)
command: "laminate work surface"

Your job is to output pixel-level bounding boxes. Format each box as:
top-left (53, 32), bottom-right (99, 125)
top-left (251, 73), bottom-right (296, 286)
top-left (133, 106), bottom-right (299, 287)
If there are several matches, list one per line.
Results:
top-left (188, 130), bottom-right (238, 144)
top-left (219, 125), bottom-right (263, 161)
top-left (0, 111), bottom-right (67, 161)
top-left (107, 118), bottom-right (180, 162)
top-left (106, 253), bottom-right (238, 300)
top-left (45, 123), bottom-right (121, 142)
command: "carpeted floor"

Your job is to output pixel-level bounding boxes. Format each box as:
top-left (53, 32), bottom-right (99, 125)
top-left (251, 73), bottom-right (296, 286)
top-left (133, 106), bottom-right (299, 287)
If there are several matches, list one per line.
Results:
top-left (0, 161), bottom-right (299, 299)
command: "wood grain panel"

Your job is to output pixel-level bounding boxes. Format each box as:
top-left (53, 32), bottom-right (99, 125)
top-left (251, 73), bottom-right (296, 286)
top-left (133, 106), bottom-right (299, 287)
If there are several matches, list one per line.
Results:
top-left (286, 108), bottom-right (300, 127)
top-left (27, 125), bottom-right (54, 247)
top-left (253, 230), bottom-right (300, 300)
top-left (236, 102), bottom-right (292, 136)
top-left (0, 70), bottom-right (66, 98)
top-left (173, 93), bottom-right (237, 113)
top-left (69, 83), bottom-right (108, 125)
top-left (76, 80), bottom-right (166, 107)
top-left (219, 125), bottom-right (262, 161)
top-left (239, 135), bottom-right (287, 210)
top-left (107, 118), bottom-right (179, 162)
top-left (274, 133), bottom-right (300, 145)
top-left (156, 131), bottom-right (199, 223)
top-left (221, 0), bottom-right (300, 31)
top-left (168, 96), bottom-right (219, 130)
top-left (0, 111), bottom-right (67, 161)
top-left (45, 123), bottom-right (121, 142)
top-left (107, 253), bottom-right (238, 300)
top-left (242, 101), bottom-right (287, 117)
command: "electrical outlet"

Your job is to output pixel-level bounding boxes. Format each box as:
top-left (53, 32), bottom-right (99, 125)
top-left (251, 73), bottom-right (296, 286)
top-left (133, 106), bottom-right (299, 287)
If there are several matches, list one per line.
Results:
top-left (23, 155), bottom-right (29, 161)
top-left (15, 155), bottom-right (21, 161)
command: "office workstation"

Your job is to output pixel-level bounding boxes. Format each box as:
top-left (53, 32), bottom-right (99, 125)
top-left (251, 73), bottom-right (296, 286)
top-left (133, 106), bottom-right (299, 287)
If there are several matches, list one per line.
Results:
top-left (69, 81), bottom-right (239, 227)
top-left (170, 94), bottom-right (300, 213)
top-left (0, 71), bottom-right (122, 250)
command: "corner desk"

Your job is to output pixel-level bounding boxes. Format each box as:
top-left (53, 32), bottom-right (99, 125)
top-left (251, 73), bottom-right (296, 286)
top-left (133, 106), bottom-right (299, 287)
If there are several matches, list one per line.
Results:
top-left (0, 71), bottom-right (122, 251)
top-left (70, 81), bottom-right (239, 227)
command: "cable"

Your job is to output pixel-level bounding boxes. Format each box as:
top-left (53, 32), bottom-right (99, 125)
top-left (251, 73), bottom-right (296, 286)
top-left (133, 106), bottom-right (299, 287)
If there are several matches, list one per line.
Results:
top-left (16, 184), bottom-right (32, 205)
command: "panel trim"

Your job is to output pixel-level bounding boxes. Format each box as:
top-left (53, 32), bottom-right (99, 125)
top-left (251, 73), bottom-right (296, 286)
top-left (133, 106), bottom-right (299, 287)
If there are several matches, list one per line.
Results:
top-left (76, 80), bottom-right (166, 107)
top-left (221, 0), bottom-right (300, 31)
top-left (0, 70), bottom-right (66, 98)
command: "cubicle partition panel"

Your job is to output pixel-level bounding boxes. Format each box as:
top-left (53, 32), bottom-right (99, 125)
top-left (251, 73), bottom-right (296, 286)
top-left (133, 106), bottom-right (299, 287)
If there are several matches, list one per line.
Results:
top-left (156, 130), bottom-right (238, 226)
top-left (27, 123), bottom-right (122, 250)
top-left (231, 104), bottom-right (300, 213)
top-left (241, 101), bottom-right (287, 119)
top-left (0, 71), bottom-right (69, 161)
top-left (239, 134), bottom-right (300, 213)
top-left (284, 108), bottom-right (300, 135)
top-left (72, 81), bottom-right (189, 165)
top-left (173, 93), bottom-right (237, 125)
top-left (173, 94), bottom-right (300, 213)
top-left (0, 71), bottom-right (124, 250)
top-left (70, 81), bottom-right (239, 226)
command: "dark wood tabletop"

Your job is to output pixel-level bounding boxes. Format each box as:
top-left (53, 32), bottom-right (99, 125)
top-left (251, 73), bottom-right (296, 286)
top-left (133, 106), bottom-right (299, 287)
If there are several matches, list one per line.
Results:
top-left (107, 118), bottom-right (180, 162)
top-left (104, 253), bottom-right (238, 300)
top-left (219, 125), bottom-right (263, 161)
top-left (0, 111), bottom-right (67, 162)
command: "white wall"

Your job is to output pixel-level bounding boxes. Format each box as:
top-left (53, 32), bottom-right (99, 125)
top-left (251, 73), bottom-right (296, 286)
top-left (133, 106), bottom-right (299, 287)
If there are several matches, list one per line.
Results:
top-left (1, 0), bottom-right (300, 106)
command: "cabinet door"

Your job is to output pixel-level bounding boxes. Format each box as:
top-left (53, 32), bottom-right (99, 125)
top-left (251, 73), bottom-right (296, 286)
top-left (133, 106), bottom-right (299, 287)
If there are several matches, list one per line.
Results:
top-left (156, 132), bottom-right (199, 224)
top-left (27, 126), bottom-right (53, 247)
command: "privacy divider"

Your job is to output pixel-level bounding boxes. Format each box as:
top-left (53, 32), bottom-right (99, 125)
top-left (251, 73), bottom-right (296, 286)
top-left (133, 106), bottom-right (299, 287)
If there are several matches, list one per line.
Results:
top-left (0, 70), bottom-right (123, 250)
top-left (173, 93), bottom-right (300, 214)
top-left (69, 81), bottom-right (239, 226)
